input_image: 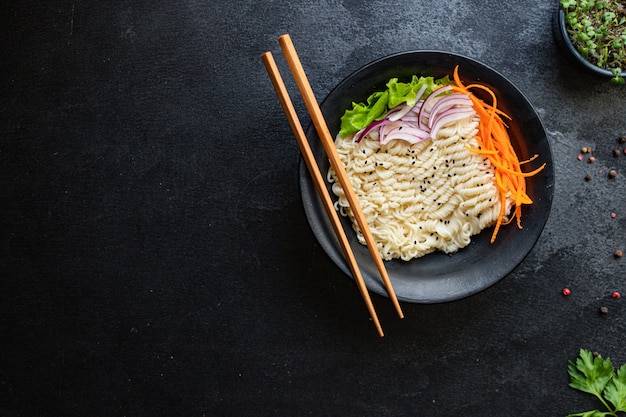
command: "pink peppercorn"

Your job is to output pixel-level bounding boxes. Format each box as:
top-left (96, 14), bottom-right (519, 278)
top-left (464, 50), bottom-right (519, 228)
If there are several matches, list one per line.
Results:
top-left (611, 212), bottom-right (617, 219)
top-left (612, 291), bottom-right (621, 299)
top-left (562, 288), bottom-right (571, 296)
top-left (577, 154), bottom-right (583, 161)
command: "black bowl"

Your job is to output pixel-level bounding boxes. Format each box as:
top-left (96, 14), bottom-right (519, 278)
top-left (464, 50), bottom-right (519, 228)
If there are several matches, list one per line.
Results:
top-left (299, 51), bottom-right (555, 303)
top-left (553, 8), bottom-right (626, 79)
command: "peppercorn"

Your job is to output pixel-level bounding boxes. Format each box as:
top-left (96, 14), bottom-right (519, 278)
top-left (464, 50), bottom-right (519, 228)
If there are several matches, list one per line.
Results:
top-left (582, 146), bottom-right (591, 153)
top-left (615, 250), bottom-right (623, 258)
top-left (609, 169), bottom-right (617, 178)
top-left (612, 291), bottom-right (621, 299)
top-left (600, 306), bottom-right (609, 315)
top-left (620, 135), bottom-right (626, 144)
top-left (562, 288), bottom-right (571, 296)
top-left (588, 156), bottom-right (596, 163)
top-left (614, 149), bottom-right (621, 157)
top-left (585, 174), bottom-right (592, 181)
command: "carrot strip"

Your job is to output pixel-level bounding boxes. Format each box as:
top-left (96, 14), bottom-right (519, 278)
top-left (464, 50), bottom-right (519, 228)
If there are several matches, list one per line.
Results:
top-left (453, 66), bottom-right (545, 243)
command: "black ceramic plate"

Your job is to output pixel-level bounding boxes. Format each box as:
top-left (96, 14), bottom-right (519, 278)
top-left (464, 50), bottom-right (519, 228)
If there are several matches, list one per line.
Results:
top-left (299, 51), bottom-right (554, 303)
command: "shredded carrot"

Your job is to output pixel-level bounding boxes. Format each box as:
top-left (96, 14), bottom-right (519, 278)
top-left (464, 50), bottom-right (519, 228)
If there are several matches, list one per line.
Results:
top-left (452, 66), bottom-right (546, 243)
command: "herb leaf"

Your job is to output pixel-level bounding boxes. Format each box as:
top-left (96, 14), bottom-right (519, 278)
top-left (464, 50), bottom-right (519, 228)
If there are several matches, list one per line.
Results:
top-left (567, 349), bottom-right (626, 417)
top-left (604, 364), bottom-right (626, 411)
top-left (567, 410), bottom-right (613, 417)
top-left (568, 349), bottom-right (615, 398)
top-left (567, 411), bottom-right (612, 417)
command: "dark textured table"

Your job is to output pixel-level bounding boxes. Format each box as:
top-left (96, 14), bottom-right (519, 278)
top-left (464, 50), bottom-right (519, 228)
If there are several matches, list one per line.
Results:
top-left (2, 1), bottom-right (626, 416)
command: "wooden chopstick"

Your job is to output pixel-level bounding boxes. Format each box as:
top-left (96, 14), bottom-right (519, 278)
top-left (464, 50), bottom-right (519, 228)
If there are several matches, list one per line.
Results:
top-left (277, 34), bottom-right (404, 319)
top-left (261, 51), bottom-right (385, 337)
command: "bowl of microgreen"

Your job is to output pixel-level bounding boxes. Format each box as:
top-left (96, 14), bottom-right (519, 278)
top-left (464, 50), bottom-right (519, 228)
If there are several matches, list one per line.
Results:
top-left (554, 0), bottom-right (626, 84)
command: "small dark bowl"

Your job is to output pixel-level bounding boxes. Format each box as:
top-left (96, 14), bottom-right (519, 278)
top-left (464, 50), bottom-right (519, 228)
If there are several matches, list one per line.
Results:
top-left (299, 51), bottom-right (555, 303)
top-left (553, 7), bottom-right (626, 79)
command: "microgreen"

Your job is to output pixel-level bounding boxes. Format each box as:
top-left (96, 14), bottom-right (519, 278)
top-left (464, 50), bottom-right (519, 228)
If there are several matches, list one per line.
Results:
top-left (560, 0), bottom-right (626, 84)
top-left (567, 349), bottom-right (626, 416)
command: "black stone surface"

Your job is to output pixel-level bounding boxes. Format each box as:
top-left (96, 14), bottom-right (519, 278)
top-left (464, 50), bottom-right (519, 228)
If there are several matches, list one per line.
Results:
top-left (2, 1), bottom-right (626, 416)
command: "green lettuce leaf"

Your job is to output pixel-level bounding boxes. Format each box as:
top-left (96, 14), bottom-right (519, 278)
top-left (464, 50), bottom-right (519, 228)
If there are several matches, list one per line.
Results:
top-left (338, 90), bottom-right (388, 138)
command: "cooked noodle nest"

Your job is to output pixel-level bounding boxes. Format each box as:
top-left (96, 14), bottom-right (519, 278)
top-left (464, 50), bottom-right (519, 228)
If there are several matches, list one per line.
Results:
top-left (328, 116), bottom-right (512, 261)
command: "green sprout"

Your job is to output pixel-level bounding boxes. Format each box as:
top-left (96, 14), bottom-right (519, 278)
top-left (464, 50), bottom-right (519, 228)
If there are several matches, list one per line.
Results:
top-left (560, 0), bottom-right (626, 84)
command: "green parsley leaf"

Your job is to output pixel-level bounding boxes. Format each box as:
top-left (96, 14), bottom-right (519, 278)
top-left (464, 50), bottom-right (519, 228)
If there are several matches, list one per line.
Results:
top-left (568, 349), bottom-right (615, 398)
top-left (604, 364), bottom-right (626, 412)
top-left (567, 349), bottom-right (626, 417)
top-left (567, 411), bottom-right (612, 417)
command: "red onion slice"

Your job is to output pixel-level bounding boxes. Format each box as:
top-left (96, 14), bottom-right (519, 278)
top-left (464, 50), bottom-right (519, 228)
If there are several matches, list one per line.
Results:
top-left (354, 118), bottom-right (390, 143)
top-left (427, 94), bottom-right (473, 128)
top-left (380, 126), bottom-right (430, 145)
top-left (430, 108), bottom-right (476, 139)
top-left (419, 86), bottom-right (452, 120)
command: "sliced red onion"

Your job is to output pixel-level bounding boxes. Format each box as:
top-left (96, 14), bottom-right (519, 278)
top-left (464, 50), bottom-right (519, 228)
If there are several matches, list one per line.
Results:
top-left (412, 83), bottom-right (429, 105)
top-left (427, 94), bottom-right (473, 128)
top-left (354, 118), bottom-right (390, 143)
top-left (387, 104), bottom-right (413, 122)
top-left (380, 126), bottom-right (430, 145)
top-left (430, 107), bottom-right (476, 139)
top-left (379, 120), bottom-right (406, 138)
top-left (419, 86), bottom-right (452, 121)
top-left (398, 112), bottom-right (419, 123)
top-left (351, 87), bottom-right (476, 147)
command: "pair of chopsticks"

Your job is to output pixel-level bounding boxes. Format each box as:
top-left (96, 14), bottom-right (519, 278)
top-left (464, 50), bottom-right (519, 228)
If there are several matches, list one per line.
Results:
top-left (261, 34), bottom-right (404, 337)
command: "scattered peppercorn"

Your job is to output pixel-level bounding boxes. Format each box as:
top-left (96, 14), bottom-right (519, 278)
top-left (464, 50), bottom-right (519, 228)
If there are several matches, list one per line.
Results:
top-left (615, 250), bottom-right (623, 258)
top-left (609, 169), bottom-right (617, 178)
top-left (562, 288), bottom-right (571, 296)
top-left (593, 351), bottom-right (600, 357)
top-left (588, 156), bottom-right (596, 163)
top-left (620, 135), bottom-right (626, 144)
top-left (600, 306), bottom-right (609, 315)
top-left (585, 174), bottom-right (592, 181)
top-left (582, 146), bottom-right (591, 153)
top-left (612, 291), bottom-right (621, 299)
top-left (578, 153), bottom-right (584, 161)
top-left (614, 149), bottom-right (621, 157)
top-left (611, 212), bottom-right (617, 219)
